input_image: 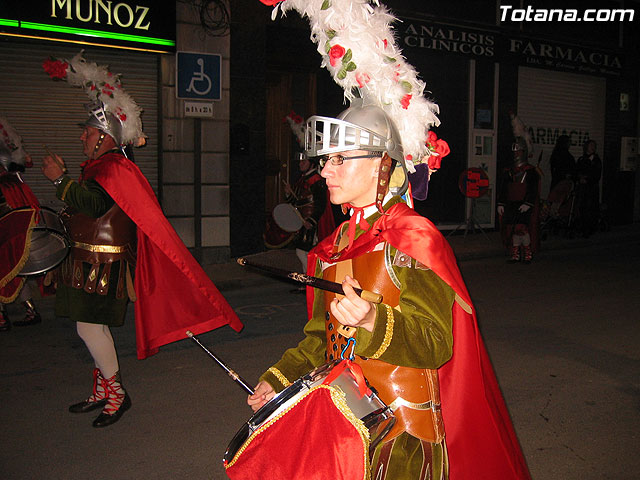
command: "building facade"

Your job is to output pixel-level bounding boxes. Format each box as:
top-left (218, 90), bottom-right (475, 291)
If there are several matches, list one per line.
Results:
top-left (2, 1), bottom-right (638, 263)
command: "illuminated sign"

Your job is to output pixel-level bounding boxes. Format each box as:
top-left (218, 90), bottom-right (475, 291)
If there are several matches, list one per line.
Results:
top-left (0, 0), bottom-right (175, 53)
top-left (401, 18), bottom-right (624, 76)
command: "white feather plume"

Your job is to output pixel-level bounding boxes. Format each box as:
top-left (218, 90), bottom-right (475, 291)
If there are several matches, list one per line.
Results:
top-left (46, 51), bottom-right (145, 146)
top-left (268, 0), bottom-right (440, 172)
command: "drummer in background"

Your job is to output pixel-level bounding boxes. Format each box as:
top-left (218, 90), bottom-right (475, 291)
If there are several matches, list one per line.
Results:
top-left (283, 152), bottom-right (334, 287)
top-left (248, 100), bottom-right (531, 479)
top-left (40, 51), bottom-right (241, 429)
top-left (0, 117), bottom-right (42, 331)
top-left (41, 102), bottom-right (138, 427)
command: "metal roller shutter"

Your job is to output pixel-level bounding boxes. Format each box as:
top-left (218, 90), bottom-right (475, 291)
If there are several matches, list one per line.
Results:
top-left (517, 66), bottom-right (605, 198)
top-left (0, 41), bottom-right (158, 209)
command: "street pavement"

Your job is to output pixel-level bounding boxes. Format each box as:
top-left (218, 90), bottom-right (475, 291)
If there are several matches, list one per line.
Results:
top-left (1, 223), bottom-right (639, 479)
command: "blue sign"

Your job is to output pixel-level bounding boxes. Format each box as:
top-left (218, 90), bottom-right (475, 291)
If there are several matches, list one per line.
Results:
top-left (176, 52), bottom-right (221, 100)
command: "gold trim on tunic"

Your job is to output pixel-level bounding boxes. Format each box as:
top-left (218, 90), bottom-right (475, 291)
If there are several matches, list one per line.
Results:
top-left (370, 303), bottom-right (394, 359)
top-left (71, 241), bottom-right (128, 253)
top-left (60, 179), bottom-right (74, 201)
top-left (267, 367), bottom-right (291, 387)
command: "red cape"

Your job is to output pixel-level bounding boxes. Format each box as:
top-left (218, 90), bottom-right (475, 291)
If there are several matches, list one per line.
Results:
top-left (0, 207), bottom-right (34, 302)
top-left (308, 202), bottom-right (531, 480)
top-left (83, 153), bottom-right (242, 359)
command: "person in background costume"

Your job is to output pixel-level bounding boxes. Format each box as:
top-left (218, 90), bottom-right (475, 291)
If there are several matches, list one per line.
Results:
top-left (0, 117), bottom-right (42, 331)
top-left (498, 136), bottom-right (541, 264)
top-left (575, 140), bottom-right (602, 237)
top-left (282, 111), bottom-right (335, 276)
top-left (549, 134), bottom-right (575, 193)
top-left (284, 152), bottom-right (334, 275)
top-left (41, 52), bottom-right (241, 428)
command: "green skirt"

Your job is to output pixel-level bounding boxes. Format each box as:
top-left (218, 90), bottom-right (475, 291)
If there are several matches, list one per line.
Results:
top-left (55, 260), bottom-right (130, 327)
top-left (371, 432), bottom-right (448, 480)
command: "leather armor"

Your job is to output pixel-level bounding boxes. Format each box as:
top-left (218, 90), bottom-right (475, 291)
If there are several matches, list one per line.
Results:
top-left (322, 243), bottom-right (445, 444)
top-left (60, 203), bottom-right (136, 297)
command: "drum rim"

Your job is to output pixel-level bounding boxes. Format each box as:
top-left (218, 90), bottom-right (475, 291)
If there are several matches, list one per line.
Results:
top-left (223, 360), bottom-right (374, 464)
top-left (223, 380), bottom-right (307, 464)
top-left (18, 232), bottom-right (69, 277)
top-left (1, 206), bottom-right (69, 277)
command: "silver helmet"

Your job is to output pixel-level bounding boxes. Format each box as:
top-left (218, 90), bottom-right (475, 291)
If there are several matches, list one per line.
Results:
top-left (81, 100), bottom-right (124, 146)
top-left (305, 101), bottom-right (408, 195)
top-left (512, 136), bottom-right (529, 166)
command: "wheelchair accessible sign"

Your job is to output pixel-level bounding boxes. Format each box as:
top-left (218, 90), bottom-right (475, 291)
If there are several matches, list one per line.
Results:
top-left (176, 52), bottom-right (221, 101)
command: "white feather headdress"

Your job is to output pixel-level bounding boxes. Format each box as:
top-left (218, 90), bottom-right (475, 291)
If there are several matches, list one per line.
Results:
top-left (263, 0), bottom-right (441, 172)
top-left (0, 116), bottom-right (29, 166)
top-left (43, 51), bottom-right (145, 146)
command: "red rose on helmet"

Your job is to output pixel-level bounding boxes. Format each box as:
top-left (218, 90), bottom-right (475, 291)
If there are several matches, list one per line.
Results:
top-left (400, 94), bottom-right (412, 109)
top-left (329, 45), bottom-right (346, 67)
top-left (43, 58), bottom-right (69, 80)
top-left (426, 131), bottom-right (450, 170)
top-left (259, 0), bottom-right (283, 5)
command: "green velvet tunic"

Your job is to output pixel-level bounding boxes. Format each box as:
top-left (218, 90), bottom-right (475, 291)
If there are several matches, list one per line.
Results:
top-left (259, 204), bottom-right (455, 479)
top-left (54, 175), bottom-right (130, 327)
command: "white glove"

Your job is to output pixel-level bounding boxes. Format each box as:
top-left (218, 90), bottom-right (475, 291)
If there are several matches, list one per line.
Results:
top-left (518, 204), bottom-right (531, 213)
top-left (497, 205), bottom-right (504, 216)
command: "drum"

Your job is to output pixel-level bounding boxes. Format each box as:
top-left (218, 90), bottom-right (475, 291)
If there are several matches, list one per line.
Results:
top-left (263, 203), bottom-right (303, 249)
top-left (19, 206), bottom-right (69, 276)
top-left (273, 203), bottom-right (303, 232)
top-left (224, 360), bottom-right (395, 468)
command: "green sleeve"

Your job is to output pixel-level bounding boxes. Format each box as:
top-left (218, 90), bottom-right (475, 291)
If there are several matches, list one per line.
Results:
top-left (56, 176), bottom-right (114, 218)
top-left (259, 288), bottom-right (326, 392)
top-left (259, 259), bottom-right (328, 392)
top-left (354, 251), bottom-right (455, 369)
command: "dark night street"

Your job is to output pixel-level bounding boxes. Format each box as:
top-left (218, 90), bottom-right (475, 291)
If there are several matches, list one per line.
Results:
top-left (1, 230), bottom-right (639, 480)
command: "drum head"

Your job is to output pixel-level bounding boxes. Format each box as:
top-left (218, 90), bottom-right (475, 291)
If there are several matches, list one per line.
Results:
top-left (19, 207), bottom-right (69, 276)
top-left (273, 203), bottom-right (303, 232)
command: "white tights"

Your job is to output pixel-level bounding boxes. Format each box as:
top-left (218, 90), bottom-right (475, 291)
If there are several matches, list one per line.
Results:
top-left (76, 322), bottom-right (119, 379)
top-left (512, 233), bottom-right (531, 247)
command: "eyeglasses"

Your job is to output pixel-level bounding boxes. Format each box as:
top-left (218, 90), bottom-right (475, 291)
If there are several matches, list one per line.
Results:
top-left (318, 152), bottom-right (382, 168)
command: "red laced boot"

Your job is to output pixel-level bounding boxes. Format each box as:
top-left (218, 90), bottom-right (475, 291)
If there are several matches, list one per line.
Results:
top-left (522, 245), bottom-right (533, 264)
top-left (13, 299), bottom-right (42, 327)
top-left (69, 368), bottom-right (108, 413)
top-left (92, 372), bottom-right (131, 428)
top-left (507, 245), bottom-right (520, 263)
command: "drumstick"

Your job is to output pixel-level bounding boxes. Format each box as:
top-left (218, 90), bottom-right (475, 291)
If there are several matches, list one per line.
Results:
top-left (43, 145), bottom-right (68, 174)
top-left (237, 257), bottom-right (383, 304)
top-left (186, 331), bottom-right (255, 395)
top-left (281, 179), bottom-right (298, 200)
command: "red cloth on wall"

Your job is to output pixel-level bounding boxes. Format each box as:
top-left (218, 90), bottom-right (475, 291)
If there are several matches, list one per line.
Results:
top-left (82, 153), bottom-right (243, 359)
top-left (225, 386), bottom-right (368, 480)
top-left (308, 202), bottom-right (531, 480)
